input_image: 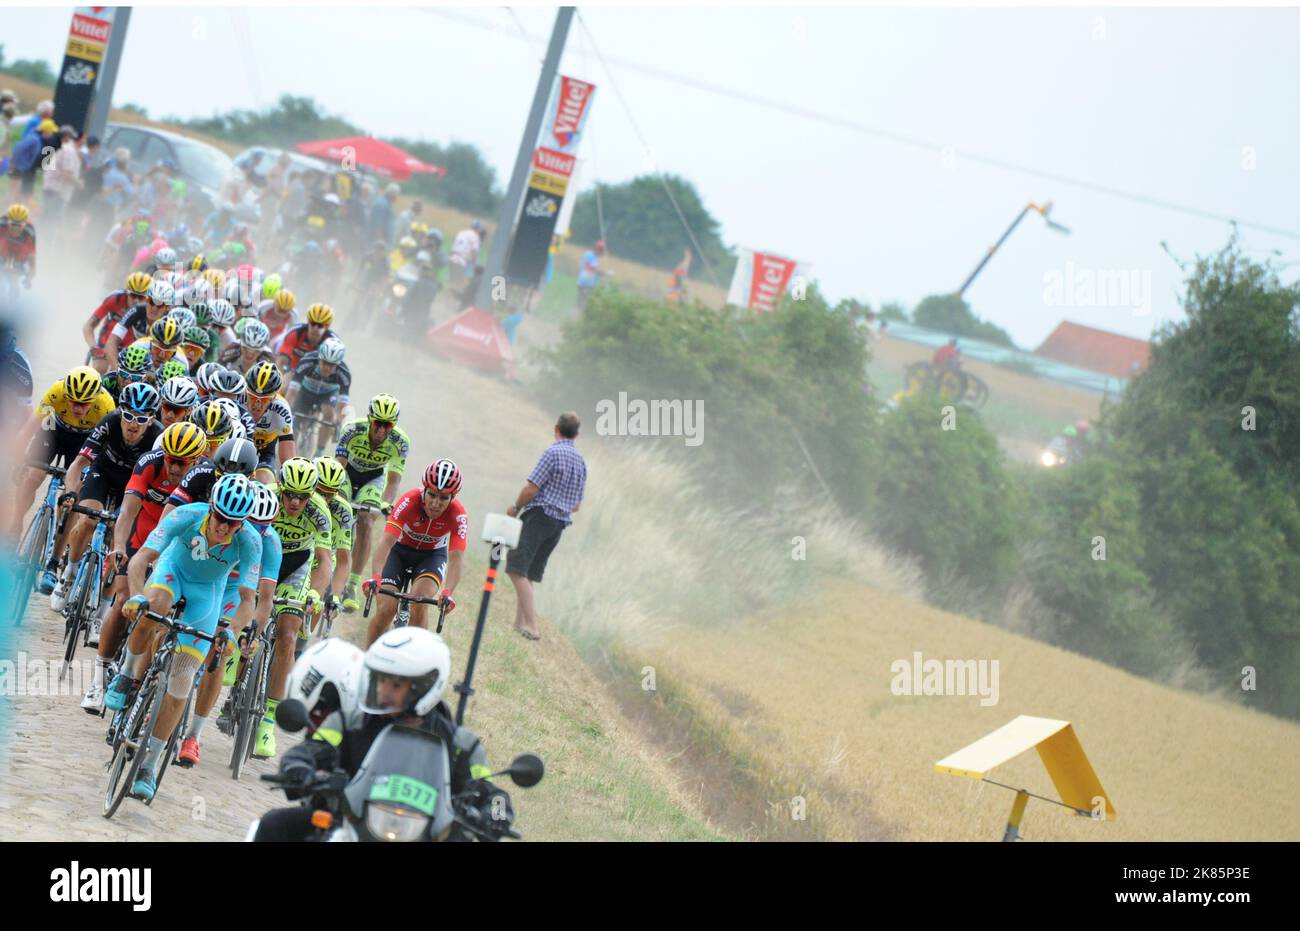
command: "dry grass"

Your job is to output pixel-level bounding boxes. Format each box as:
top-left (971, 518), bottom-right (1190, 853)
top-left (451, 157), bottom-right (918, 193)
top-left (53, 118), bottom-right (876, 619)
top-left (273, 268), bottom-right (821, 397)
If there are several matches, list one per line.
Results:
top-left (642, 577), bottom-right (1300, 841)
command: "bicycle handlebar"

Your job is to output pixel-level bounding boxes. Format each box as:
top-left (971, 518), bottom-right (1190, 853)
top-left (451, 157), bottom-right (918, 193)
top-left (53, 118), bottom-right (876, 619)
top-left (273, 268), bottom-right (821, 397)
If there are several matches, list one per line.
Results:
top-left (69, 504), bottom-right (117, 523)
top-left (27, 462), bottom-right (68, 478)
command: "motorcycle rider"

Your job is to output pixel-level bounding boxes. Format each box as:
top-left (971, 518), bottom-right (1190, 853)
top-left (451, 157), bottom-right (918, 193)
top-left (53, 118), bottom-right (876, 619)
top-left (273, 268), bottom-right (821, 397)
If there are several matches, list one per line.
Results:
top-left (252, 629), bottom-right (513, 841)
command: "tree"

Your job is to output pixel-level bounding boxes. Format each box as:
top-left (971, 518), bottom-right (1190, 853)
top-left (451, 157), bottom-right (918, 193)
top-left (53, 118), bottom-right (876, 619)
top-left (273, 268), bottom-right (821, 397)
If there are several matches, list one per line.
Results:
top-left (570, 174), bottom-right (736, 282)
top-left (871, 392), bottom-right (1018, 595)
top-left (169, 96), bottom-right (501, 214)
top-left (912, 293), bottom-right (1016, 347)
top-left (391, 139), bottom-right (501, 215)
top-left (0, 47), bottom-right (56, 88)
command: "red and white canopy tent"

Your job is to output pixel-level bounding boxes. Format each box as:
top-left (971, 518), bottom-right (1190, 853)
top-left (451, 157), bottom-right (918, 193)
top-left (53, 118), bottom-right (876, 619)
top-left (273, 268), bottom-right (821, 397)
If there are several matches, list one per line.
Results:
top-left (294, 136), bottom-right (445, 183)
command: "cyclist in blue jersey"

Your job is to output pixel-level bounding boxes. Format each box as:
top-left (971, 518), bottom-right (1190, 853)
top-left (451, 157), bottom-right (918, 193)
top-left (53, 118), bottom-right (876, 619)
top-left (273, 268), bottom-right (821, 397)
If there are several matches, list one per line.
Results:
top-left (105, 474), bottom-right (262, 801)
top-left (178, 481), bottom-right (283, 767)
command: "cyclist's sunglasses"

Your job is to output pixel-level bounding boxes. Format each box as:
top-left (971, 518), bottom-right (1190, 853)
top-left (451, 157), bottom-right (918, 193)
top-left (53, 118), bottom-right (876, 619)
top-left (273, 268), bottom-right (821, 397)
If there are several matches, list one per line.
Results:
top-left (282, 491), bottom-right (312, 502)
top-left (209, 511), bottom-right (244, 530)
top-left (120, 410), bottom-right (154, 425)
top-left (164, 454), bottom-right (198, 469)
top-left (162, 403), bottom-right (191, 418)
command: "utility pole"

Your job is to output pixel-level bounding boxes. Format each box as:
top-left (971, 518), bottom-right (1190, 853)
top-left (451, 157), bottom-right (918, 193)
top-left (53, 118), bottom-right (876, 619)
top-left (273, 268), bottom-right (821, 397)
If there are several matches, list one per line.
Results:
top-left (956, 201), bottom-right (1070, 300)
top-left (475, 6), bottom-right (575, 310)
top-left (85, 7), bottom-right (132, 142)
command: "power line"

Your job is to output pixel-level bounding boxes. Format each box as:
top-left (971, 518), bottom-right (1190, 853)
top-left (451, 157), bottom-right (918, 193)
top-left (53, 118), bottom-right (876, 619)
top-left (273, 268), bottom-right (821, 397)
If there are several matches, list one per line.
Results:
top-left (418, 6), bottom-right (1300, 242)
top-left (576, 10), bottom-right (723, 288)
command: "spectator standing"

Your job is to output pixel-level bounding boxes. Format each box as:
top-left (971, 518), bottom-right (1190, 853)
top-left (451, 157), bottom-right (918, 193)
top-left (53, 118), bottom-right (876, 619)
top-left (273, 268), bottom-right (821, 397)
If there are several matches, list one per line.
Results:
top-left (21, 100), bottom-right (54, 139)
top-left (504, 412), bottom-right (587, 642)
top-left (575, 239), bottom-right (606, 313)
top-left (367, 182), bottom-right (398, 248)
top-left (7, 119), bottom-right (58, 204)
top-left (101, 147), bottom-right (135, 217)
top-left (42, 125), bottom-right (84, 229)
top-left (0, 92), bottom-right (17, 162)
top-left (448, 219), bottom-right (483, 294)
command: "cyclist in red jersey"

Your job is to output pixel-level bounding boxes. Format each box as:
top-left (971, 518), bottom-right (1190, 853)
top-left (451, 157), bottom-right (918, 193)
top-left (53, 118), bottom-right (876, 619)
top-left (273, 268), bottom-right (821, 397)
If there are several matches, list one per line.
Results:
top-left (81, 272), bottom-right (154, 373)
top-left (275, 302), bottom-right (336, 372)
top-left (363, 459), bottom-right (466, 646)
top-left (80, 421), bottom-right (208, 713)
top-left (1, 204), bottom-right (38, 281)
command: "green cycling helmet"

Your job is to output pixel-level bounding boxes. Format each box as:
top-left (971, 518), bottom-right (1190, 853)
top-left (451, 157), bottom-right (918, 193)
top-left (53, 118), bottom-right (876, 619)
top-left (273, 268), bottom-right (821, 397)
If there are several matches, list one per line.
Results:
top-left (183, 325), bottom-right (211, 350)
top-left (157, 358), bottom-right (189, 382)
top-left (261, 273), bottom-right (282, 300)
top-left (120, 342), bottom-right (152, 374)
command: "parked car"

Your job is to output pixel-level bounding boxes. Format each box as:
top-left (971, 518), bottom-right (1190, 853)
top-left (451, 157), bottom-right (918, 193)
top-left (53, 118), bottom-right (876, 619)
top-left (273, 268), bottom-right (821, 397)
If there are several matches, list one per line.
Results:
top-left (103, 122), bottom-right (234, 217)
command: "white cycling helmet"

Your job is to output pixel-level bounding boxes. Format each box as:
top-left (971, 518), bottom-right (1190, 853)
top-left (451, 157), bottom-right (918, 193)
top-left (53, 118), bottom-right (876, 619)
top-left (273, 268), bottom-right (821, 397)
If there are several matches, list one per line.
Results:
top-left (318, 337), bottom-right (345, 365)
top-left (359, 627), bottom-right (451, 718)
top-left (241, 319), bottom-right (270, 350)
top-left (287, 637), bottom-right (366, 727)
top-left (155, 247), bottom-right (178, 268)
top-left (159, 375), bottom-right (199, 409)
top-left (207, 299), bottom-right (237, 329)
top-left (213, 396), bottom-right (242, 424)
top-left (147, 280), bottom-right (176, 306)
top-left (166, 307), bottom-right (197, 332)
top-left (249, 481), bottom-right (280, 524)
top-left (227, 419), bottom-right (247, 442)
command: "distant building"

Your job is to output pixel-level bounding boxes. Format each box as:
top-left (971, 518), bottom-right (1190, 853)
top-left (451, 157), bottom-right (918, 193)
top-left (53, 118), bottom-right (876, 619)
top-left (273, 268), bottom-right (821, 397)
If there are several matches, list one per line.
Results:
top-left (1034, 321), bottom-right (1150, 379)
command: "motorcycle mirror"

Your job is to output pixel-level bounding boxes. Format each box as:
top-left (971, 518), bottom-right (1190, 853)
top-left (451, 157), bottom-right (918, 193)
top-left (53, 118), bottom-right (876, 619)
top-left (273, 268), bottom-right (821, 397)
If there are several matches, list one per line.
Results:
top-left (504, 753), bottom-right (545, 788)
top-left (275, 698), bottom-right (311, 733)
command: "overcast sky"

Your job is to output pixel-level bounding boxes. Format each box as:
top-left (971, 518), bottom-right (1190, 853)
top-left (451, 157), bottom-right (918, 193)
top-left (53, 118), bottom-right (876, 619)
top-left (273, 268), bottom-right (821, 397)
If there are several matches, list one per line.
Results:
top-left (7, 5), bottom-right (1298, 346)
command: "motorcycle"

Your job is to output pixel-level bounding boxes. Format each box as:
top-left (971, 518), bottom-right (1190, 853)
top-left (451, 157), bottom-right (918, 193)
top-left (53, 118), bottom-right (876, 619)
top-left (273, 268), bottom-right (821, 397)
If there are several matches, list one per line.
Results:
top-left (1038, 435), bottom-right (1073, 468)
top-left (245, 698), bottom-right (544, 842)
top-left (378, 265), bottom-right (438, 342)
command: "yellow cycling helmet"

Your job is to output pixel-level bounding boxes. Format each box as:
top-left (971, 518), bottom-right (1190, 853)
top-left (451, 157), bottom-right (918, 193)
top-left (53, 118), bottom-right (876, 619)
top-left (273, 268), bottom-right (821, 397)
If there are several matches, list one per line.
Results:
top-left (150, 317), bottom-right (182, 348)
top-left (63, 366), bottom-right (103, 403)
top-left (307, 215), bottom-right (326, 229)
top-left (7, 203), bottom-right (30, 224)
top-left (245, 360), bottom-right (283, 397)
top-left (313, 456), bottom-right (347, 494)
top-left (203, 268), bottom-right (226, 289)
top-left (279, 457), bottom-right (318, 495)
top-left (410, 222), bottom-right (430, 236)
top-left (126, 271), bottom-right (153, 296)
top-left (368, 393), bottom-right (400, 423)
top-left (161, 421), bottom-right (207, 460)
top-left (274, 288), bottom-right (296, 312)
top-left (306, 302), bottom-right (334, 326)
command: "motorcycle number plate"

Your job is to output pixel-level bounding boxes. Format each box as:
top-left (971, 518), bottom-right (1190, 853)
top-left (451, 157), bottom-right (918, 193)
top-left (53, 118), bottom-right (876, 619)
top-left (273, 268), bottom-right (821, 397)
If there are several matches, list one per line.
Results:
top-left (369, 774), bottom-right (438, 816)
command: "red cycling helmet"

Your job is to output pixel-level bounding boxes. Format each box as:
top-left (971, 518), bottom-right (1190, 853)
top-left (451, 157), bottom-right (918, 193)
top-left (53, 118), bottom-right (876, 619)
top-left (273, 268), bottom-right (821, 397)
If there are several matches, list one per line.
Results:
top-left (423, 458), bottom-right (462, 496)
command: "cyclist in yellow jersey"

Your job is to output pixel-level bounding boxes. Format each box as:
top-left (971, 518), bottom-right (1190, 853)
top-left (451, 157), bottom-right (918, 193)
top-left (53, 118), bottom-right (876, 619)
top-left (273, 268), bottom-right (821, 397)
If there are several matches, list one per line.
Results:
top-left (8, 367), bottom-right (115, 541)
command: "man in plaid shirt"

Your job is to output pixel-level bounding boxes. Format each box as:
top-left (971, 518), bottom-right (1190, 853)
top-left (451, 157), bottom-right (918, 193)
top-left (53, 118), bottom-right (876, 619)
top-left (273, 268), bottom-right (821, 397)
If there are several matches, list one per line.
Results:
top-left (505, 412), bottom-right (587, 641)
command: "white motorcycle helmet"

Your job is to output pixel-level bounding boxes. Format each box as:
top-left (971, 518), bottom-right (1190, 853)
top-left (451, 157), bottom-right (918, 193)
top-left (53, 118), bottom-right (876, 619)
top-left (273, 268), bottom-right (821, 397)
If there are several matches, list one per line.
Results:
top-left (287, 638), bottom-right (366, 726)
top-left (359, 627), bottom-right (451, 717)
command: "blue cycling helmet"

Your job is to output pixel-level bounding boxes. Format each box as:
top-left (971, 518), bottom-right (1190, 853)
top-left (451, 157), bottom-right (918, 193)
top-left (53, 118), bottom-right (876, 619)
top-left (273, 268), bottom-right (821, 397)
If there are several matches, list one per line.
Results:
top-left (211, 473), bottom-right (256, 522)
top-left (119, 381), bottom-right (160, 415)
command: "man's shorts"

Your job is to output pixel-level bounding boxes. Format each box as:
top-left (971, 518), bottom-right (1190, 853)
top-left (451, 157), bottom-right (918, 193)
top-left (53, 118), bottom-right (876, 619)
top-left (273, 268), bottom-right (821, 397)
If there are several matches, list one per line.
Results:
top-left (146, 558), bottom-right (223, 661)
top-left (342, 465), bottom-right (386, 509)
top-left (28, 425), bottom-right (85, 469)
top-left (505, 508), bottom-right (566, 584)
top-left (381, 542), bottom-right (446, 593)
top-left (274, 549), bottom-right (313, 618)
top-left (77, 460), bottom-right (131, 509)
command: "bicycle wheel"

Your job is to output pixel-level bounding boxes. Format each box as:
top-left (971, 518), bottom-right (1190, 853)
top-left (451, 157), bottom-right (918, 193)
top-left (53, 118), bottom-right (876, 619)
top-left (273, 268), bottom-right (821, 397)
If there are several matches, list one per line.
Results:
top-left (61, 560), bottom-right (93, 672)
top-left (967, 374), bottom-right (990, 408)
top-left (904, 362), bottom-right (933, 395)
top-left (247, 641), bottom-right (274, 764)
top-left (937, 369), bottom-right (967, 402)
top-left (103, 670), bottom-right (161, 819)
top-left (230, 647), bottom-right (264, 780)
top-left (12, 505), bottom-right (51, 626)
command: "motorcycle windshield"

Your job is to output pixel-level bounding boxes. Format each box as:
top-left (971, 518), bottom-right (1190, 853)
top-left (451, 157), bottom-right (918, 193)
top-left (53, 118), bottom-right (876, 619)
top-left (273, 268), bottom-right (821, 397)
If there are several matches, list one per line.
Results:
top-left (343, 724), bottom-right (454, 831)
